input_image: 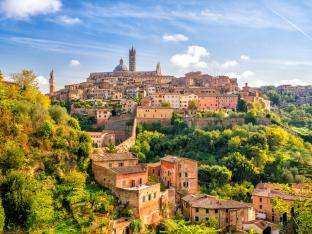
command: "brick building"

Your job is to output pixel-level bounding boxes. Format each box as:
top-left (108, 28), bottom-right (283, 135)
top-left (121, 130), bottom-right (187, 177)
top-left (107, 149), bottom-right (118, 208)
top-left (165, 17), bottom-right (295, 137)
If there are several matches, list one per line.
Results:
top-left (252, 183), bottom-right (308, 223)
top-left (181, 194), bottom-right (255, 232)
top-left (136, 107), bottom-right (174, 124)
top-left (198, 94), bottom-right (238, 111)
top-left (156, 155), bottom-right (198, 195)
top-left (88, 131), bottom-right (115, 148)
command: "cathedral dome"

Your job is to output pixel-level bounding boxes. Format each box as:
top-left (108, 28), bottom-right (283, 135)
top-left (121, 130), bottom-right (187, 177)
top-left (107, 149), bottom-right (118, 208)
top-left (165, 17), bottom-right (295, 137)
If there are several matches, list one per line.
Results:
top-left (114, 58), bottom-right (128, 71)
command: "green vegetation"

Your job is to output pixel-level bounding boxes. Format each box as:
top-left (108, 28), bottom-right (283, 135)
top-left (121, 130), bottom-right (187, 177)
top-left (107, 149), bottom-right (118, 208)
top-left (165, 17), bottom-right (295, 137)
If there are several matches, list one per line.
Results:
top-left (0, 71), bottom-right (119, 232)
top-left (132, 113), bottom-right (312, 201)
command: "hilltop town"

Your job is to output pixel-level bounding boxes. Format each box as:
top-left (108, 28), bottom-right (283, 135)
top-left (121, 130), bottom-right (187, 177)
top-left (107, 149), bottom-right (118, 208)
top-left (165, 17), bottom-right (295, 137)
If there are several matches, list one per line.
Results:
top-left (39, 48), bottom-right (311, 233)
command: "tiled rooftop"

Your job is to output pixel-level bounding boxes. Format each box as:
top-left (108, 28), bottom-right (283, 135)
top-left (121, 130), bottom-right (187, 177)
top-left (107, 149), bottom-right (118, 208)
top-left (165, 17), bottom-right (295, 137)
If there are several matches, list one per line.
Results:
top-left (111, 164), bottom-right (147, 175)
top-left (182, 194), bottom-right (252, 209)
top-left (91, 152), bottom-right (137, 162)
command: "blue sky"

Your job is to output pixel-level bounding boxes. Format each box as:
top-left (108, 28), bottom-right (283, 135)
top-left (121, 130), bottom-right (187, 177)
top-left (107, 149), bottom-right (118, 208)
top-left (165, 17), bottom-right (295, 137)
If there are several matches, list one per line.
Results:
top-left (1, 0), bottom-right (312, 92)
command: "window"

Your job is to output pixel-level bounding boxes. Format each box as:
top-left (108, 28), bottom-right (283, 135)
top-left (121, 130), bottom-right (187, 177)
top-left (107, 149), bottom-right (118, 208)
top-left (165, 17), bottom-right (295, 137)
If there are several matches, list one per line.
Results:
top-left (226, 209), bottom-right (228, 213)
top-left (196, 208), bottom-right (199, 213)
top-left (215, 209), bottom-right (218, 214)
top-left (109, 163), bottom-right (112, 168)
top-left (154, 192), bottom-right (157, 199)
top-left (260, 205), bottom-right (262, 209)
top-left (185, 172), bottom-right (188, 177)
top-left (226, 218), bottom-right (228, 223)
top-left (260, 197), bottom-right (262, 202)
top-left (148, 194), bottom-right (151, 201)
top-left (205, 217), bottom-right (209, 221)
top-left (195, 216), bottom-right (199, 222)
top-left (139, 178), bottom-right (142, 185)
top-left (118, 162), bottom-right (123, 167)
top-left (179, 172), bottom-right (182, 177)
top-left (206, 209), bottom-right (209, 214)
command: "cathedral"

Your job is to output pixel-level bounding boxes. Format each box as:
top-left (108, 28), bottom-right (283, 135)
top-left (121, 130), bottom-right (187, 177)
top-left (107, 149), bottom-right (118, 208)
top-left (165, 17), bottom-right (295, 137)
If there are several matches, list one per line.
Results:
top-left (87, 46), bottom-right (163, 83)
top-left (53, 47), bottom-right (174, 101)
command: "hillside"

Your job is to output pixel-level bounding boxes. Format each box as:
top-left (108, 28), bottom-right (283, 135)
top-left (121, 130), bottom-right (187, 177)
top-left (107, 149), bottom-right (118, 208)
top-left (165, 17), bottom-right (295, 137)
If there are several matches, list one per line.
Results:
top-left (0, 71), bottom-right (122, 233)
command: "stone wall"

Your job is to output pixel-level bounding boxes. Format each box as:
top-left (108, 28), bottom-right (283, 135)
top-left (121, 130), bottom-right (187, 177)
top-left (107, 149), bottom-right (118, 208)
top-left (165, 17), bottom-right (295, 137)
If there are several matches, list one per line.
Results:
top-left (116, 118), bottom-right (137, 153)
top-left (184, 117), bottom-right (272, 129)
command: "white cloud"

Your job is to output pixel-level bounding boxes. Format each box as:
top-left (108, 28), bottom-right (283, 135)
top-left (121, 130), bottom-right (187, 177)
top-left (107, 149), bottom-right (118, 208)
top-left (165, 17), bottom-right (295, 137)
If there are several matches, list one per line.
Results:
top-left (240, 55), bottom-right (250, 60)
top-left (55, 15), bottom-right (81, 25)
top-left (170, 45), bottom-right (209, 68)
top-left (0, 0), bottom-right (61, 20)
top-left (241, 70), bottom-right (255, 78)
top-left (163, 34), bottom-right (189, 42)
top-left (222, 60), bottom-right (238, 68)
top-left (70, 59), bottom-right (80, 66)
top-left (36, 75), bottom-right (49, 85)
top-left (276, 79), bottom-right (307, 86)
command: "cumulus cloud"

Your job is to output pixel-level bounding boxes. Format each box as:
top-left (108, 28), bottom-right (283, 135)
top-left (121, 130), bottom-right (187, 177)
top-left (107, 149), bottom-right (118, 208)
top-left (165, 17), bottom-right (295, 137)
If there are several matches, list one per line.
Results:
top-left (0, 0), bottom-right (61, 19)
top-left (227, 70), bottom-right (254, 79)
top-left (222, 60), bottom-right (238, 68)
top-left (276, 79), bottom-right (307, 86)
top-left (170, 45), bottom-right (209, 68)
top-left (55, 15), bottom-right (81, 25)
top-left (240, 55), bottom-right (250, 60)
top-left (37, 75), bottom-right (49, 85)
top-left (163, 34), bottom-right (189, 42)
top-left (241, 70), bottom-right (255, 78)
top-left (70, 59), bottom-right (80, 66)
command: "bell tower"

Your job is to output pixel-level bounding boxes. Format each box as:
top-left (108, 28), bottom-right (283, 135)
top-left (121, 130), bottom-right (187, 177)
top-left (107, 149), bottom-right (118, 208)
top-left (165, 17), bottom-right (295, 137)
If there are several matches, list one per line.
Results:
top-left (49, 69), bottom-right (55, 97)
top-left (129, 46), bottom-right (136, 72)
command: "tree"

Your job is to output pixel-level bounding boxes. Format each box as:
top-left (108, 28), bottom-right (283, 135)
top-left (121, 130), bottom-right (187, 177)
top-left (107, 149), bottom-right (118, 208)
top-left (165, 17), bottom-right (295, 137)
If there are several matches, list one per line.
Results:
top-left (161, 101), bottom-right (171, 107)
top-left (0, 141), bottom-right (25, 173)
top-left (68, 117), bottom-right (81, 130)
top-left (49, 105), bottom-right (68, 124)
top-left (63, 170), bottom-right (87, 191)
top-left (237, 98), bottom-right (248, 112)
top-left (11, 70), bottom-right (38, 89)
top-left (222, 152), bottom-right (257, 182)
top-left (0, 199), bottom-right (4, 232)
top-left (38, 120), bottom-right (55, 139)
top-left (296, 198), bottom-right (312, 234)
top-left (0, 171), bottom-right (53, 230)
top-left (188, 100), bottom-right (198, 111)
top-left (130, 219), bottom-right (142, 234)
top-left (245, 111), bottom-right (257, 124)
top-left (199, 165), bottom-right (232, 189)
top-left (105, 140), bottom-right (117, 153)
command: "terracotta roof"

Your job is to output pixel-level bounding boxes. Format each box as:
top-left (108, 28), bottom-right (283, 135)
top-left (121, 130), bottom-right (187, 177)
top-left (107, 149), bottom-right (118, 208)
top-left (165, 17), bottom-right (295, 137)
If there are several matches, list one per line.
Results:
top-left (148, 162), bottom-right (161, 167)
top-left (111, 164), bottom-right (147, 175)
top-left (182, 194), bottom-right (252, 209)
top-left (161, 155), bottom-right (196, 163)
top-left (243, 220), bottom-right (279, 231)
top-left (91, 152), bottom-right (137, 162)
top-left (252, 188), bottom-right (308, 201)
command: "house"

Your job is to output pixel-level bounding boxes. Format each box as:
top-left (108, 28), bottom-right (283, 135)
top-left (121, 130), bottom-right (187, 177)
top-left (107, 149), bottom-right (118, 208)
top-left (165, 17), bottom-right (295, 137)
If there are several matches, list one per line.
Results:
top-left (243, 220), bottom-right (279, 234)
top-left (181, 194), bottom-right (255, 232)
top-left (136, 107), bottom-right (174, 124)
top-left (91, 152), bottom-right (162, 227)
top-left (252, 183), bottom-right (308, 223)
top-left (88, 131), bottom-right (115, 147)
top-left (159, 155), bottom-right (198, 196)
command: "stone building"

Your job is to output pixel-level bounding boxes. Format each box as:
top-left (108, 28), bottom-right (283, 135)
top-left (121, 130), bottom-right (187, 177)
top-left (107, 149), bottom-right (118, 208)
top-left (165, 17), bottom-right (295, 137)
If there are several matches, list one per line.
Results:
top-left (198, 94), bottom-right (238, 111)
top-left (252, 183), bottom-right (308, 223)
top-left (88, 131), bottom-right (115, 148)
top-left (159, 155), bottom-right (198, 196)
top-left (181, 194), bottom-right (255, 232)
top-left (136, 107), bottom-right (174, 124)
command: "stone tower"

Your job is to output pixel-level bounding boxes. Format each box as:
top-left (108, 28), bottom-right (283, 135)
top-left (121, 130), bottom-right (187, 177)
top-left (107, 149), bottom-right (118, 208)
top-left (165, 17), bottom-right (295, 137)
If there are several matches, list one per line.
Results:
top-left (49, 69), bottom-right (55, 97)
top-left (129, 46), bottom-right (136, 72)
top-left (156, 62), bottom-right (161, 76)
